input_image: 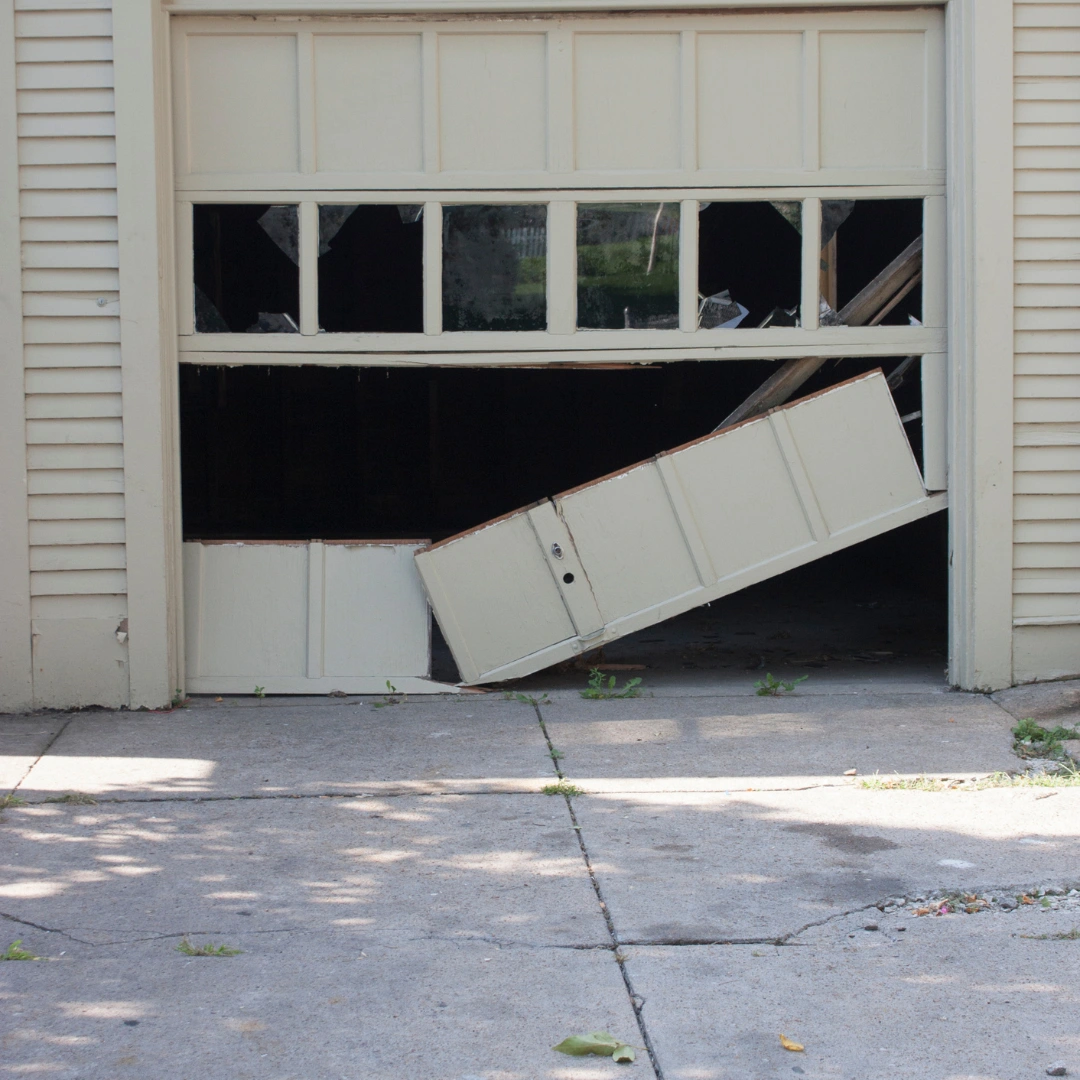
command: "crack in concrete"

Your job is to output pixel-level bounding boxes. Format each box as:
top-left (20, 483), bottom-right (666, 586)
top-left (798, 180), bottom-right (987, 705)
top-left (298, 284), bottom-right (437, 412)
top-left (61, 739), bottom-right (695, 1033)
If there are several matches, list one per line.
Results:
top-left (532, 697), bottom-right (665, 1080)
top-left (419, 932), bottom-right (612, 952)
top-left (5, 716), bottom-right (75, 800)
top-left (0, 911), bottom-right (301, 948)
top-left (7, 788), bottom-right (559, 808)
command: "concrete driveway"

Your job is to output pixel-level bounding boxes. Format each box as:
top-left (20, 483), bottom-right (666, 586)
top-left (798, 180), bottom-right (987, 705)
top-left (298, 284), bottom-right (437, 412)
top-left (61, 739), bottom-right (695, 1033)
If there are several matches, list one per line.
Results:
top-left (1, 675), bottom-right (1078, 1079)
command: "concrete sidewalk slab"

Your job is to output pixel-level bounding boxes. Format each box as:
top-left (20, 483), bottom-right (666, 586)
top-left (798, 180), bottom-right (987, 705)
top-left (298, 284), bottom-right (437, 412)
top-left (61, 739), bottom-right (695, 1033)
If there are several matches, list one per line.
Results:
top-left (0, 794), bottom-right (607, 948)
top-left (622, 905), bottom-right (1080, 1080)
top-left (993, 677), bottom-right (1080, 726)
top-left (0, 936), bottom-right (642, 1080)
top-left (542, 693), bottom-right (1019, 788)
top-left (14, 696), bottom-right (554, 798)
top-left (571, 787), bottom-right (1080, 943)
top-left (0, 715), bottom-right (69, 792)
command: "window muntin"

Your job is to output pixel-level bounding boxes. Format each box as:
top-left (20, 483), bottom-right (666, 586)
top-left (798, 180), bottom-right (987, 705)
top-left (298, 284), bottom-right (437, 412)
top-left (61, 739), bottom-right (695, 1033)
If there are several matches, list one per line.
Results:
top-left (183, 193), bottom-right (939, 357)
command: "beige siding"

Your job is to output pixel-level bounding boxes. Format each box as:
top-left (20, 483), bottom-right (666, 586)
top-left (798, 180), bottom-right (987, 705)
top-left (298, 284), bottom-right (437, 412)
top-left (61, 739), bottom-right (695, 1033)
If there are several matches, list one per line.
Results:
top-left (1014, 0), bottom-right (1080, 679)
top-left (16, 0), bottom-right (128, 706)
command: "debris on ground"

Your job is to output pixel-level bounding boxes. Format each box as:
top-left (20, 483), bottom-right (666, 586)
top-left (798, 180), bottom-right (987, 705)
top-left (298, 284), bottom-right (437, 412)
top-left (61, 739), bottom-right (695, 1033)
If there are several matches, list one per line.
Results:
top-left (893, 887), bottom-right (1080, 917)
top-left (553, 1032), bottom-right (636, 1063)
top-left (779, 1035), bottom-right (805, 1052)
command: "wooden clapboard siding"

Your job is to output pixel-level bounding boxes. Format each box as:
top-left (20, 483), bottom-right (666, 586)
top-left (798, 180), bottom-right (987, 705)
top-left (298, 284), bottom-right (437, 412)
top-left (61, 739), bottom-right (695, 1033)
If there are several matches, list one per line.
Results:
top-left (1014, 0), bottom-right (1080, 665)
top-left (15, 0), bottom-right (127, 705)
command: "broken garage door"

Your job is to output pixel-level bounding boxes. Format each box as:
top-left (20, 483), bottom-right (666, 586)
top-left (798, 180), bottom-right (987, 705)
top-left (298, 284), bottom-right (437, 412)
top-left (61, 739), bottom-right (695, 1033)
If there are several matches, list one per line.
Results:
top-left (415, 372), bottom-right (946, 685)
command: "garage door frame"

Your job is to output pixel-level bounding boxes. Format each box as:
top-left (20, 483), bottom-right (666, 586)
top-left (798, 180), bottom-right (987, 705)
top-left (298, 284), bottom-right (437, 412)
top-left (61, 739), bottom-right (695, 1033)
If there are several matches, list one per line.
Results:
top-left (109, 0), bottom-right (1014, 704)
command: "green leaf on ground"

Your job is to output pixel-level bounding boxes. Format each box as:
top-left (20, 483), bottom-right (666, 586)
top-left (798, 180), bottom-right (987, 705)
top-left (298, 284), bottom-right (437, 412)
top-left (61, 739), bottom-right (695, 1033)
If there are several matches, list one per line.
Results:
top-left (553, 1032), bottom-right (622, 1057)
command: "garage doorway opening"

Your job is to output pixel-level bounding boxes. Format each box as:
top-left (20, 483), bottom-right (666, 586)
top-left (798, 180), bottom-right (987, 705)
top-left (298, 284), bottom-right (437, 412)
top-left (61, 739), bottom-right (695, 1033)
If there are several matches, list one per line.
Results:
top-left (179, 359), bottom-right (946, 685)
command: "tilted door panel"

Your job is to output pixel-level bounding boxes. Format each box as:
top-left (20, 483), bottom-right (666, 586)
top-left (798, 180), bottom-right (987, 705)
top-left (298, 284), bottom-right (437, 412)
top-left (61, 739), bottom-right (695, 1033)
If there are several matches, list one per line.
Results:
top-left (416, 373), bottom-right (942, 685)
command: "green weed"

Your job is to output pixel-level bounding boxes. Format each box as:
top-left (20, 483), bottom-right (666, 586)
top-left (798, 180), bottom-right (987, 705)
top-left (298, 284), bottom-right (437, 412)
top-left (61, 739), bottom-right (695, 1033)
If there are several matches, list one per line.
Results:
top-left (43, 792), bottom-right (97, 805)
top-left (176, 938), bottom-right (241, 957)
top-left (1, 940), bottom-right (39, 961)
top-left (542, 782), bottom-right (584, 797)
top-left (253, 686), bottom-right (266, 698)
top-left (754, 673), bottom-right (809, 696)
top-left (513, 692), bottom-right (551, 707)
top-left (1012, 717), bottom-right (1079, 760)
top-left (580, 668), bottom-right (642, 700)
top-left (373, 681), bottom-right (407, 709)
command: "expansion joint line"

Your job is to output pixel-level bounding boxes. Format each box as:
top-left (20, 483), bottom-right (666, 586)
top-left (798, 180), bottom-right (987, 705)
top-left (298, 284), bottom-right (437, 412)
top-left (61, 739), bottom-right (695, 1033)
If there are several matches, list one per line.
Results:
top-left (531, 700), bottom-right (666, 1080)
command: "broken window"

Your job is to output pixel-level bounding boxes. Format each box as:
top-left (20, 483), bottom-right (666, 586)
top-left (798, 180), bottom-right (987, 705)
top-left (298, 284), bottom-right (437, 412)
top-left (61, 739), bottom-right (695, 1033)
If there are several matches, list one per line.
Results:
top-left (193, 204), bottom-right (300, 333)
top-left (442, 205), bottom-right (547, 332)
top-left (577, 203), bottom-right (680, 329)
top-left (823, 199), bottom-right (923, 326)
top-left (318, 205), bottom-right (424, 333)
top-left (697, 202), bottom-right (802, 329)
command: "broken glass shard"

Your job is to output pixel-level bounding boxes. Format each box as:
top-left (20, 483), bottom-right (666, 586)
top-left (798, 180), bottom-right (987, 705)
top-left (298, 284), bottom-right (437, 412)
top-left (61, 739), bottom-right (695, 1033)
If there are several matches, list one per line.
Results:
top-left (577, 203), bottom-right (679, 329)
top-left (698, 290), bottom-right (748, 329)
top-left (318, 205), bottom-right (423, 333)
top-left (442, 205), bottom-right (547, 332)
top-left (193, 204), bottom-right (299, 334)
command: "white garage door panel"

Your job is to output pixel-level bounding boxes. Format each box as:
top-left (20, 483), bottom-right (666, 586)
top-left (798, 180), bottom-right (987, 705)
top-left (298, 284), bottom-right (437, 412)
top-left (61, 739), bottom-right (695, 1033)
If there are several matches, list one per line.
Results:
top-left (172, 10), bottom-right (943, 189)
top-left (783, 375), bottom-right (928, 534)
top-left (439, 34), bottom-right (548, 172)
top-left (180, 34), bottom-right (299, 174)
top-left (184, 542), bottom-right (308, 677)
top-left (416, 373), bottom-right (945, 685)
top-left (819, 31), bottom-right (928, 169)
top-left (555, 463), bottom-right (701, 621)
top-left (574, 33), bottom-right (682, 171)
top-left (314, 35), bottom-right (423, 173)
top-left (184, 540), bottom-right (452, 694)
top-left (322, 544), bottom-right (430, 677)
top-left (417, 512), bottom-right (578, 677)
top-left (664, 419), bottom-right (816, 579)
top-left (696, 33), bottom-right (804, 170)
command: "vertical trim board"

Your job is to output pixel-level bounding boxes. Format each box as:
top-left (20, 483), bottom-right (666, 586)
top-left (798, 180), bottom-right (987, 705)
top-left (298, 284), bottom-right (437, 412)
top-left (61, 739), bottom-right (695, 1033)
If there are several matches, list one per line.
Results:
top-left (0, 0), bottom-right (34, 711)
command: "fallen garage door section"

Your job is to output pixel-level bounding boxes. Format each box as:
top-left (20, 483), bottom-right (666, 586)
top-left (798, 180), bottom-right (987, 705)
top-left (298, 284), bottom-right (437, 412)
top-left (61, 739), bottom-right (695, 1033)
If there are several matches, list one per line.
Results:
top-left (415, 371), bottom-right (947, 686)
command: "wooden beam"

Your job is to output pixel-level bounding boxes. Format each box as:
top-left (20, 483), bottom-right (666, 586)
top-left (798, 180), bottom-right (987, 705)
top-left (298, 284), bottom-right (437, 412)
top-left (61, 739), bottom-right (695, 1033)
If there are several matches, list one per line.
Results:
top-left (715, 235), bottom-right (923, 430)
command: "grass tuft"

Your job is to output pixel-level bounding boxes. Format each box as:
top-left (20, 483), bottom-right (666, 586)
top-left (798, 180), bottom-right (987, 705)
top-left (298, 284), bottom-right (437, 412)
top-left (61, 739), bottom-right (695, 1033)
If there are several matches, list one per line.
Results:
top-left (176, 937), bottom-right (241, 957)
top-left (1021, 928), bottom-right (1080, 941)
top-left (542, 782), bottom-right (584, 797)
top-left (1, 940), bottom-right (39, 961)
top-left (1012, 717), bottom-right (1079, 760)
top-left (43, 792), bottom-right (98, 805)
top-left (862, 768), bottom-right (1080, 791)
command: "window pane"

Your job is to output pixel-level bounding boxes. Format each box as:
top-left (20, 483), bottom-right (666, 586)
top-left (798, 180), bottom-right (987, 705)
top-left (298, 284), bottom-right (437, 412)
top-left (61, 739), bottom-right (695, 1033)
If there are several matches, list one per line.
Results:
top-left (193, 204), bottom-right (299, 333)
top-left (697, 202), bottom-right (802, 329)
top-left (318, 205), bottom-right (423, 333)
top-left (577, 203), bottom-right (679, 329)
top-left (822, 199), bottom-right (922, 325)
top-left (442, 205), bottom-right (547, 332)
